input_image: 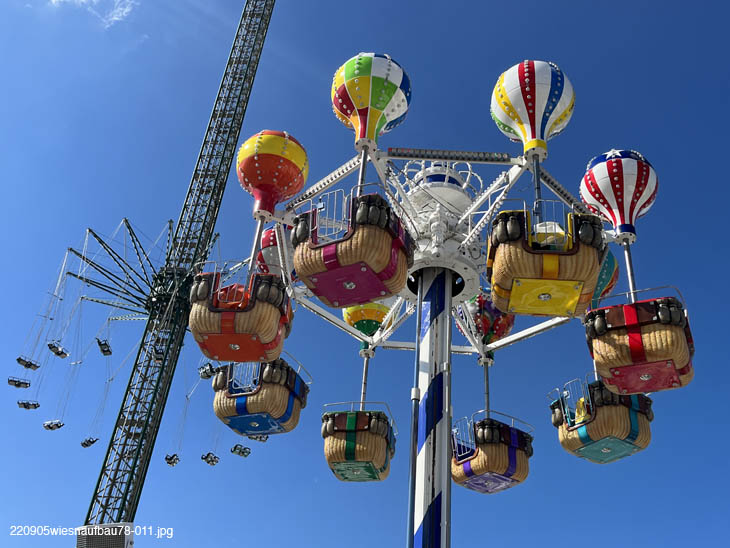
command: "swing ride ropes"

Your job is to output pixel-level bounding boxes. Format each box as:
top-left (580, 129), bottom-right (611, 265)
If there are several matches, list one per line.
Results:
top-left (11, 0), bottom-right (276, 528)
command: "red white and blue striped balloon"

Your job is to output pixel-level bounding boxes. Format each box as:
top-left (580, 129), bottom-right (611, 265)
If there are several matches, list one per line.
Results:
top-left (580, 149), bottom-right (658, 238)
top-left (491, 60), bottom-right (575, 159)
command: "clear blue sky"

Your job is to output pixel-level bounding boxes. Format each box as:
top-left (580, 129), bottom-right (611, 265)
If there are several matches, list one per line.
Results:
top-left (2, 1), bottom-right (729, 546)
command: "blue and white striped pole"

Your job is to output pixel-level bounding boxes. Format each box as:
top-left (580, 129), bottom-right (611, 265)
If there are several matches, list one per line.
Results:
top-left (412, 268), bottom-right (452, 548)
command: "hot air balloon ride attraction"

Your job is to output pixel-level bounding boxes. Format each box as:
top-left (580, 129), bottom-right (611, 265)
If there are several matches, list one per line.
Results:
top-left (178, 52), bottom-right (697, 546)
top-left (15, 45), bottom-right (698, 548)
top-left (580, 151), bottom-right (695, 395)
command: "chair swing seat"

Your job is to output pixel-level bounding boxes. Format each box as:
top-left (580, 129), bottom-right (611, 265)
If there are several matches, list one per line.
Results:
top-left (552, 383), bottom-right (653, 464)
top-left (487, 210), bottom-right (604, 317)
top-left (585, 297), bottom-right (694, 394)
top-left (212, 360), bottom-right (308, 437)
top-left (292, 194), bottom-right (413, 308)
top-left (321, 410), bottom-right (395, 482)
top-left (8, 377), bottom-right (30, 388)
top-left (451, 419), bottom-right (532, 494)
top-left (16, 356), bottom-right (40, 370)
top-left (189, 272), bottom-right (292, 363)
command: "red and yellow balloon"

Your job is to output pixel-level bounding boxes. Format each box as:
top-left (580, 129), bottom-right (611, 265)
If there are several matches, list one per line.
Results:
top-left (237, 130), bottom-right (309, 216)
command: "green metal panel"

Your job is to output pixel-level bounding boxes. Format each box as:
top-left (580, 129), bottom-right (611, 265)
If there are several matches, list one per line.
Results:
top-left (575, 435), bottom-right (640, 464)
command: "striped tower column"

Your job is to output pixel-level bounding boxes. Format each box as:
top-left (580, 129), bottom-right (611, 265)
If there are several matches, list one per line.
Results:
top-left (413, 268), bottom-right (452, 547)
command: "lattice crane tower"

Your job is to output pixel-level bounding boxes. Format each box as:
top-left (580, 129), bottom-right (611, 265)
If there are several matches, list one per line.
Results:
top-left (83, 0), bottom-right (275, 527)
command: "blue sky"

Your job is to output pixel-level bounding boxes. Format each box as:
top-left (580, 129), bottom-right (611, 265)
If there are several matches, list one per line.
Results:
top-left (2, 1), bottom-right (729, 546)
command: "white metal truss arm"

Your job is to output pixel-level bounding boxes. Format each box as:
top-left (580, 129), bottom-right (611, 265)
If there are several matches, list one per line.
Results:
top-left (459, 174), bottom-right (520, 250)
top-left (483, 316), bottom-right (571, 352)
top-left (293, 291), bottom-right (371, 344)
top-left (370, 155), bottom-right (419, 234)
top-left (371, 299), bottom-right (415, 348)
top-left (457, 163), bottom-right (527, 226)
top-left (285, 155), bottom-right (361, 211)
top-left (383, 147), bottom-right (521, 166)
top-left (379, 340), bottom-right (476, 355)
top-left (538, 166), bottom-right (590, 214)
top-left (450, 307), bottom-right (485, 359)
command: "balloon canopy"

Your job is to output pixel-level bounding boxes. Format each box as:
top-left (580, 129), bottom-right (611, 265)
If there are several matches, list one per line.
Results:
top-left (491, 60), bottom-right (574, 160)
top-left (237, 130), bottom-right (309, 216)
top-left (331, 53), bottom-right (411, 150)
top-left (257, 227), bottom-right (295, 280)
top-left (343, 299), bottom-right (394, 337)
top-left (580, 149), bottom-right (658, 241)
top-left (457, 291), bottom-right (515, 346)
top-left (590, 250), bottom-right (619, 309)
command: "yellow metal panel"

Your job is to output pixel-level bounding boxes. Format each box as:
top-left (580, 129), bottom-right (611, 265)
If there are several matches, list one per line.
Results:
top-left (508, 278), bottom-right (584, 316)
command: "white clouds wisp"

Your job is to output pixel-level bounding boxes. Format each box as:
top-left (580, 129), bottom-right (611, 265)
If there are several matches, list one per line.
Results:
top-left (50, 0), bottom-right (138, 28)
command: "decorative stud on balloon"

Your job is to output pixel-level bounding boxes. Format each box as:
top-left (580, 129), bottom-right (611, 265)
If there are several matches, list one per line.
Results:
top-left (491, 60), bottom-right (575, 224)
top-left (332, 52), bottom-right (411, 195)
top-left (580, 149), bottom-right (657, 302)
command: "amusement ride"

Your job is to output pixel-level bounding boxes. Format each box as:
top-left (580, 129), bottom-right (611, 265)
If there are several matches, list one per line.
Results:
top-left (9, 2), bottom-right (696, 547)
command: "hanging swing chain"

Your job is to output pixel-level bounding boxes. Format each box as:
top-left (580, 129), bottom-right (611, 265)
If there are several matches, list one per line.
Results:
top-left (175, 377), bottom-right (202, 453)
top-left (622, 241), bottom-right (638, 304)
top-left (244, 219), bottom-right (265, 289)
top-left (359, 353), bottom-right (371, 412)
top-left (479, 355), bottom-right (493, 418)
top-left (531, 154), bottom-right (543, 225)
top-left (355, 147), bottom-right (369, 198)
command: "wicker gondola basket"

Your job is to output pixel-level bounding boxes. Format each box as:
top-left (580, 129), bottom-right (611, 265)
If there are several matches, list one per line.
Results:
top-left (451, 417), bottom-right (532, 494)
top-left (292, 194), bottom-right (413, 308)
top-left (189, 272), bottom-right (292, 363)
top-left (550, 381), bottom-right (652, 464)
top-left (487, 210), bottom-right (604, 317)
top-left (585, 296), bottom-right (694, 394)
top-left (213, 360), bottom-right (308, 436)
top-left (321, 409), bottom-right (395, 482)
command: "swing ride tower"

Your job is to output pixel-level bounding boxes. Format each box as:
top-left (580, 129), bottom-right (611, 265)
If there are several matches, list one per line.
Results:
top-left (84, 0), bottom-right (275, 524)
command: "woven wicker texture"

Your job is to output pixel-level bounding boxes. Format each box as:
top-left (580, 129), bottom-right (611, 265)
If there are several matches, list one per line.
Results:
top-left (451, 442), bottom-right (529, 484)
top-left (593, 323), bottom-right (691, 387)
top-left (294, 224), bottom-right (407, 297)
top-left (190, 299), bottom-right (281, 345)
top-left (213, 382), bottom-right (302, 433)
top-left (490, 240), bottom-right (600, 315)
top-left (324, 431), bottom-right (390, 479)
top-left (558, 404), bottom-right (651, 453)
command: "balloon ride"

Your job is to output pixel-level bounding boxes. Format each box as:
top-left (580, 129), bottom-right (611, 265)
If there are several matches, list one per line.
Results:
top-left (13, 44), bottom-right (698, 548)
